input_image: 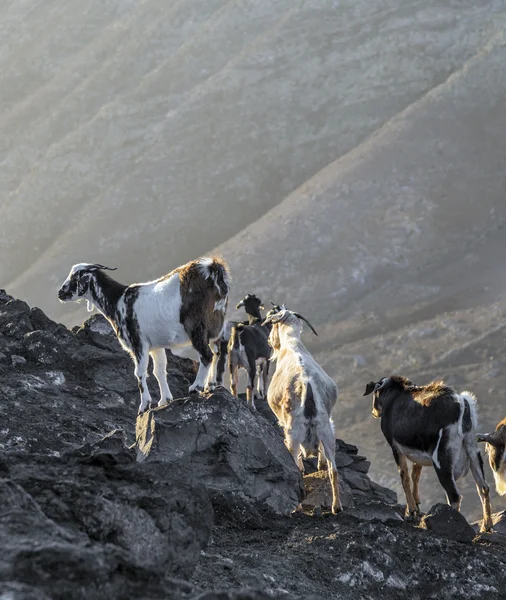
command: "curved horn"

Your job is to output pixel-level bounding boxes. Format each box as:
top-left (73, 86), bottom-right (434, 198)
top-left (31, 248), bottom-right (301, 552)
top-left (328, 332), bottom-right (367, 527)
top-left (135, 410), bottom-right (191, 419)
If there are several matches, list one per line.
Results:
top-left (90, 264), bottom-right (117, 271)
top-left (293, 312), bottom-right (318, 336)
top-left (477, 432), bottom-right (500, 447)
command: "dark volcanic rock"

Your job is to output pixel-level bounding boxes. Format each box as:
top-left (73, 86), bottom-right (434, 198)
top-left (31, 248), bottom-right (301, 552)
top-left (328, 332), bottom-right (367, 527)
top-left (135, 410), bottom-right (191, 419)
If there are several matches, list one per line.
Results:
top-left (420, 503), bottom-right (477, 543)
top-left (135, 393), bottom-right (304, 523)
top-left (1, 432), bottom-right (213, 599)
top-left (1, 292), bottom-right (506, 599)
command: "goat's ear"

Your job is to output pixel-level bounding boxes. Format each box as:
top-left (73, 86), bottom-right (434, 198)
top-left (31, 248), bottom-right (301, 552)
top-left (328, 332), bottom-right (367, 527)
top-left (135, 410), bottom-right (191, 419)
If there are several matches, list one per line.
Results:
top-left (77, 272), bottom-right (91, 297)
top-left (477, 432), bottom-right (499, 446)
top-left (363, 381), bottom-right (377, 396)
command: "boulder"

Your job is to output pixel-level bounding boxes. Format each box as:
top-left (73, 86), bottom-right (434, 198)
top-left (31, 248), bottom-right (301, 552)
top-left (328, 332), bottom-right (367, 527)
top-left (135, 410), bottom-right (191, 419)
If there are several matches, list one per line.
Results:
top-left (1, 432), bottom-right (214, 599)
top-left (135, 392), bottom-right (304, 522)
top-left (420, 503), bottom-right (476, 543)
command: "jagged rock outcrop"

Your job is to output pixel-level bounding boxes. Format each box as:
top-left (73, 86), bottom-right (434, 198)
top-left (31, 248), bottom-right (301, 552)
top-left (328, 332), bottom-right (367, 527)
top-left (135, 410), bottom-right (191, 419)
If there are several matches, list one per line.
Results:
top-left (136, 393), bottom-right (304, 524)
top-left (1, 291), bottom-right (506, 599)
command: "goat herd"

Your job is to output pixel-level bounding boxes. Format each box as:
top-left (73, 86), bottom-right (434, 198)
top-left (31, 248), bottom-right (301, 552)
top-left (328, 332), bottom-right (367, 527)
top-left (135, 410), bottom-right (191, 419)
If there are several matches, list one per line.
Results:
top-left (58, 256), bottom-right (506, 531)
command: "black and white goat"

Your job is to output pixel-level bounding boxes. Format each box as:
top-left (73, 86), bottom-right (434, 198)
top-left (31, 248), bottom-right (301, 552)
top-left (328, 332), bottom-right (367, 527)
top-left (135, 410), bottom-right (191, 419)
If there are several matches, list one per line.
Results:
top-left (262, 308), bottom-right (342, 514)
top-left (477, 417), bottom-right (506, 497)
top-left (58, 257), bottom-right (230, 414)
top-left (227, 294), bottom-right (274, 408)
top-left (364, 375), bottom-right (493, 531)
top-left (210, 295), bottom-right (279, 391)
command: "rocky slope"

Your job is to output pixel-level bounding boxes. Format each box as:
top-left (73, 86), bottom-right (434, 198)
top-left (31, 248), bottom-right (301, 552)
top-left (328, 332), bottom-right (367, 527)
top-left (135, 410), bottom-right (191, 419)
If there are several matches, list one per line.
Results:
top-left (1, 292), bottom-right (506, 599)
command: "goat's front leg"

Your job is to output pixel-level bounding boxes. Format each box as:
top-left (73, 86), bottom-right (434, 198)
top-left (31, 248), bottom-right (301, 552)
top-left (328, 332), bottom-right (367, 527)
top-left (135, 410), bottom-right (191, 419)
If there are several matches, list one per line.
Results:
top-left (135, 348), bottom-right (152, 415)
top-left (393, 448), bottom-right (418, 518)
top-left (204, 341), bottom-right (219, 393)
top-left (411, 464), bottom-right (423, 515)
top-left (150, 348), bottom-right (173, 408)
top-left (285, 434), bottom-right (303, 471)
top-left (188, 323), bottom-right (213, 394)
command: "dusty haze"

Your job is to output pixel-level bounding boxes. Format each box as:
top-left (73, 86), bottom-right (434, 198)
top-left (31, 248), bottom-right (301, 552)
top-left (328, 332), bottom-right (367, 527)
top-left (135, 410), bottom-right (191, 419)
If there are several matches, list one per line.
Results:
top-left (2, 0), bottom-right (506, 517)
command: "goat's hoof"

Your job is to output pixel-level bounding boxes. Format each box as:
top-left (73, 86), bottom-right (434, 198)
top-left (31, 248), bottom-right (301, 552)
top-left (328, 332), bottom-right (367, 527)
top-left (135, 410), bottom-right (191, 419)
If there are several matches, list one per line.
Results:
top-left (204, 382), bottom-right (216, 393)
top-left (157, 398), bottom-right (170, 408)
top-left (188, 384), bottom-right (203, 394)
top-left (331, 504), bottom-right (343, 515)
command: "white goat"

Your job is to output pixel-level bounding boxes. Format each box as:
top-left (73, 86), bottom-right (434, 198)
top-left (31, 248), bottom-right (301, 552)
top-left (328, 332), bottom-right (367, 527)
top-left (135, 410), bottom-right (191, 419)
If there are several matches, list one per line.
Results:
top-left (58, 257), bottom-right (230, 414)
top-left (262, 308), bottom-right (342, 514)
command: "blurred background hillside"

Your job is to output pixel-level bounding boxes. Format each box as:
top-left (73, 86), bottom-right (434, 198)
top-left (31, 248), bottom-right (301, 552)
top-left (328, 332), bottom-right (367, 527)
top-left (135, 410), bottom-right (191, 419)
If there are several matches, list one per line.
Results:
top-left (2, 0), bottom-right (506, 517)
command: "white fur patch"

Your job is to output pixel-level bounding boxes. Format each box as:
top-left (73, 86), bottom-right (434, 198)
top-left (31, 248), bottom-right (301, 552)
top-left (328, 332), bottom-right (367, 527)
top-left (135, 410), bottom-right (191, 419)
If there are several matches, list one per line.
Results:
top-left (214, 297), bottom-right (227, 312)
top-left (432, 429), bottom-right (443, 469)
top-left (197, 256), bottom-right (214, 279)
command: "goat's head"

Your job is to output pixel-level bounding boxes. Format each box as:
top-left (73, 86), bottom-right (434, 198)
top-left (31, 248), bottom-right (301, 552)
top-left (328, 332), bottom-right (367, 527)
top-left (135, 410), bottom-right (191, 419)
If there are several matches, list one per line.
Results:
top-left (363, 375), bottom-right (413, 418)
top-left (262, 307), bottom-right (318, 338)
top-left (265, 302), bottom-right (284, 321)
top-left (58, 263), bottom-right (117, 311)
top-left (236, 293), bottom-right (264, 312)
top-left (477, 420), bottom-right (506, 473)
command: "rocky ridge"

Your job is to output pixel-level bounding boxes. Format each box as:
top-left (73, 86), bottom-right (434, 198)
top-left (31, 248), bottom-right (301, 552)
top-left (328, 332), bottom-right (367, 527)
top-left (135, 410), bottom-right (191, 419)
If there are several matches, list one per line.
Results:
top-left (0, 290), bottom-right (505, 599)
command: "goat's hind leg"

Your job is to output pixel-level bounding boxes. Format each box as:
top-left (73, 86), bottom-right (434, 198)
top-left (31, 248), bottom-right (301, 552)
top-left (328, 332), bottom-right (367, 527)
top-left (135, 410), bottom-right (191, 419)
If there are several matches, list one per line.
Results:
top-left (467, 444), bottom-right (493, 532)
top-left (215, 339), bottom-right (228, 387)
top-left (246, 355), bottom-right (257, 409)
top-left (319, 423), bottom-right (342, 514)
top-left (188, 323), bottom-right (213, 394)
top-left (150, 349), bottom-right (173, 408)
top-left (134, 348), bottom-right (152, 415)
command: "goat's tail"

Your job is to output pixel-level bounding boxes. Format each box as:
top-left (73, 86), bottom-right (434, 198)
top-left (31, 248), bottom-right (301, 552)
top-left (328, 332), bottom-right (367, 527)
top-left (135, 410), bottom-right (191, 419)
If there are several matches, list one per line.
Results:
top-left (302, 381), bottom-right (319, 457)
top-left (459, 390), bottom-right (478, 435)
top-left (228, 323), bottom-right (243, 353)
top-left (198, 255), bottom-right (230, 298)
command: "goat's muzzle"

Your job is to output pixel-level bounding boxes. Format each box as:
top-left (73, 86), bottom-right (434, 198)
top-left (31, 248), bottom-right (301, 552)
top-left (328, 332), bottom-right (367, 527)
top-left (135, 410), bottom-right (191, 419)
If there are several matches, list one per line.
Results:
top-left (58, 289), bottom-right (71, 301)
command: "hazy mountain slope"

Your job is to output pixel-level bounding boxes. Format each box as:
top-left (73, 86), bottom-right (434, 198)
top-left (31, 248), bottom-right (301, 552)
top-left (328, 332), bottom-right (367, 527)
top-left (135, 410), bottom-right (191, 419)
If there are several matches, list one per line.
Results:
top-left (4, 1), bottom-right (506, 323)
top-left (3, 0), bottom-right (506, 517)
top-left (215, 31), bottom-right (506, 517)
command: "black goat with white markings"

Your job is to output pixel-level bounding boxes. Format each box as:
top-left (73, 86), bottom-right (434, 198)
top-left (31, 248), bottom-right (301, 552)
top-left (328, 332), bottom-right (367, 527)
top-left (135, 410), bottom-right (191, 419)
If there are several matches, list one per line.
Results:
top-left (364, 375), bottom-right (492, 532)
top-left (210, 296), bottom-right (281, 390)
top-left (58, 257), bottom-right (230, 414)
top-left (228, 294), bottom-right (274, 408)
top-left (477, 417), bottom-right (506, 497)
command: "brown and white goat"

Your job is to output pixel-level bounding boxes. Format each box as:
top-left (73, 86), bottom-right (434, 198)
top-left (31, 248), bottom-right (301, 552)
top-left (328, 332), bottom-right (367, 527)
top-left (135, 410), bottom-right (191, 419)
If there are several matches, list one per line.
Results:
top-left (478, 417), bottom-right (506, 497)
top-left (58, 257), bottom-right (230, 414)
top-left (262, 308), bottom-right (342, 514)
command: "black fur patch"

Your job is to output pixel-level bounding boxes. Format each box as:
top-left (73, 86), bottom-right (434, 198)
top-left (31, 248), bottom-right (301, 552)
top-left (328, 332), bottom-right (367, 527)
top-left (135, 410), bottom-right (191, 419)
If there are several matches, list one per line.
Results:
top-left (303, 382), bottom-right (316, 419)
top-left (90, 270), bottom-right (127, 322)
top-left (375, 376), bottom-right (460, 454)
top-left (477, 451), bottom-right (486, 478)
top-left (123, 286), bottom-right (141, 358)
top-left (462, 399), bottom-right (472, 434)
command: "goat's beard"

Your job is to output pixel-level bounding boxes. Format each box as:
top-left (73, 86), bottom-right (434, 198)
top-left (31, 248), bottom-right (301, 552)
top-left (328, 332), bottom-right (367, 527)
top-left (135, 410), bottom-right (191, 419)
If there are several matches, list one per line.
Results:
top-left (493, 466), bottom-right (506, 496)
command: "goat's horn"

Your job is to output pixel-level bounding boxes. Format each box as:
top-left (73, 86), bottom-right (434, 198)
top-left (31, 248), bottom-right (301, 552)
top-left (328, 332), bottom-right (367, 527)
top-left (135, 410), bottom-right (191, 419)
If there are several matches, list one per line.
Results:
top-left (477, 433), bottom-right (499, 446)
top-left (90, 264), bottom-right (117, 271)
top-left (293, 312), bottom-right (318, 336)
